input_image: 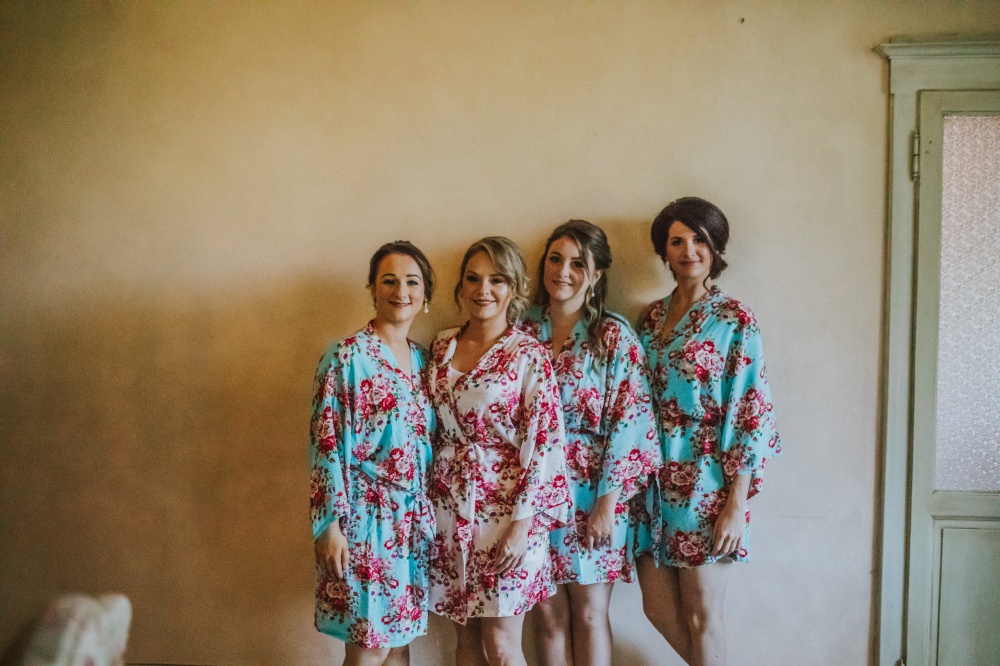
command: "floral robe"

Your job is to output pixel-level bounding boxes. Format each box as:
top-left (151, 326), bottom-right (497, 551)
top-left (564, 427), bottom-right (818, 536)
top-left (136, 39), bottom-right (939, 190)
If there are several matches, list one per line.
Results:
top-left (636, 287), bottom-right (781, 567)
top-left (427, 325), bottom-right (571, 623)
top-left (309, 322), bottom-right (435, 648)
top-left (522, 308), bottom-right (660, 585)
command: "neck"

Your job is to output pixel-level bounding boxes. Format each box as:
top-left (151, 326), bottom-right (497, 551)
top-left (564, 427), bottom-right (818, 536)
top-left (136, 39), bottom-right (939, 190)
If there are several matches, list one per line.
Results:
top-left (465, 314), bottom-right (509, 344)
top-left (673, 277), bottom-right (711, 305)
top-left (371, 318), bottom-right (411, 347)
top-left (548, 298), bottom-right (584, 329)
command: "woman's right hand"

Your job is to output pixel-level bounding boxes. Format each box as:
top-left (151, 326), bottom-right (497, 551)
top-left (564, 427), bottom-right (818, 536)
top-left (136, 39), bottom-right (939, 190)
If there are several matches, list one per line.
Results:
top-left (314, 520), bottom-right (349, 579)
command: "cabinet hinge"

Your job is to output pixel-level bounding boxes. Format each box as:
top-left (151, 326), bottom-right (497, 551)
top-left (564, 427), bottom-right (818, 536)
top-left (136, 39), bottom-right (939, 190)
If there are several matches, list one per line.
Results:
top-left (910, 131), bottom-right (920, 182)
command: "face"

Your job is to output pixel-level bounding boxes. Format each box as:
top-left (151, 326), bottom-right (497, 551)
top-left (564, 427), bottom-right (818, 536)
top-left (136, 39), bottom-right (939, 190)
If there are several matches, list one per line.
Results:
top-left (371, 253), bottom-right (426, 326)
top-left (665, 220), bottom-right (712, 283)
top-left (543, 235), bottom-right (602, 310)
top-left (458, 251), bottom-right (513, 324)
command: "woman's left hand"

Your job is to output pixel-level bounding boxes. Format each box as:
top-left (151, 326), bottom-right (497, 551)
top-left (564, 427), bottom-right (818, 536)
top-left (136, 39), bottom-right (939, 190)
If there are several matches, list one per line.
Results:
top-left (493, 518), bottom-right (531, 576)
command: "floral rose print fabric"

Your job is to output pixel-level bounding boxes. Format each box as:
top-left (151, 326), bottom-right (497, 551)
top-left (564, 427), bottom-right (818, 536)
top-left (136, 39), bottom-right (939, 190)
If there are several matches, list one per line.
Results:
top-left (636, 288), bottom-right (781, 567)
top-left (427, 326), bottom-right (571, 623)
top-left (309, 322), bottom-right (435, 647)
top-left (522, 308), bottom-right (661, 584)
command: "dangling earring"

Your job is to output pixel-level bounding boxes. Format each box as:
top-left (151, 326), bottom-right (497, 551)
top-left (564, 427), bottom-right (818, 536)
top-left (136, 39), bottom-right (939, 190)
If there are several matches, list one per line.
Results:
top-left (423, 301), bottom-right (429, 314)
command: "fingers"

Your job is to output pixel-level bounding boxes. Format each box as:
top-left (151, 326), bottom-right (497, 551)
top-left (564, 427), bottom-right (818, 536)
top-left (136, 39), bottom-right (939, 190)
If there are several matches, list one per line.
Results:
top-left (333, 547), bottom-right (347, 580)
top-left (583, 526), bottom-right (612, 551)
top-left (494, 551), bottom-right (524, 576)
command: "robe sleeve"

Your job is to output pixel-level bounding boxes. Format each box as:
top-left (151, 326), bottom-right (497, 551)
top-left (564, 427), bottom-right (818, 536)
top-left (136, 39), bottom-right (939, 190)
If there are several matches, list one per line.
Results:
top-left (597, 321), bottom-right (662, 501)
top-left (512, 343), bottom-right (571, 533)
top-left (720, 321), bottom-right (782, 499)
top-left (309, 343), bottom-right (352, 539)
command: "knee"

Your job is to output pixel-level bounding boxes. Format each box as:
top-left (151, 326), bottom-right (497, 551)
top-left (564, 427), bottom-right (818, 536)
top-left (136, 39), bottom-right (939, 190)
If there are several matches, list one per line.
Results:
top-left (571, 603), bottom-right (608, 632)
top-left (533, 600), bottom-right (568, 638)
top-left (679, 595), bottom-right (713, 637)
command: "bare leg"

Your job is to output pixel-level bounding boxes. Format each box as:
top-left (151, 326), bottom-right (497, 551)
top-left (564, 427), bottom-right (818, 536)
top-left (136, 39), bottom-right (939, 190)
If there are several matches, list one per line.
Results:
top-left (343, 644), bottom-right (391, 666)
top-left (565, 581), bottom-right (614, 666)
top-left (636, 554), bottom-right (691, 663)
top-left (454, 618), bottom-right (489, 666)
top-left (383, 645), bottom-right (410, 666)
top-left (678, 564), bottom-right (731, 666)
top-left (530, 585), bottom-right (573, 665)
top-left (481, 615), bottom-right (527, 666)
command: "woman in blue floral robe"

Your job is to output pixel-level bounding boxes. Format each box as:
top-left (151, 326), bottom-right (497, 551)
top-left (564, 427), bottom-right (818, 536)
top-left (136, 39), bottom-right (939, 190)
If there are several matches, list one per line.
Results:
top-left (524, 221), bottom-right (660, 666)
top-left (635, 199), bottom-right (781, 666)
top-left (310, 242), bottom-right (436, 665)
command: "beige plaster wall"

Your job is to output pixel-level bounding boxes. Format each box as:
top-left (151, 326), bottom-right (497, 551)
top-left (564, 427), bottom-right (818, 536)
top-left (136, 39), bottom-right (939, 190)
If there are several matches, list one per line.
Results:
top-left (2, 2), bottom-right (999, 664)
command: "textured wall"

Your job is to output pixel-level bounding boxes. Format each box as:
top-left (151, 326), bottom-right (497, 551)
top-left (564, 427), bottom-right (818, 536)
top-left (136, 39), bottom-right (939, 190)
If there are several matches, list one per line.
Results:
top-left (2, 2), bottom-right (999, 665)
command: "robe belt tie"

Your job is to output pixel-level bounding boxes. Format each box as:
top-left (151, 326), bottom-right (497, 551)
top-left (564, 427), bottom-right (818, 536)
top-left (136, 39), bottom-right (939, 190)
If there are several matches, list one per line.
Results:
top-left (352, 467), bottom-right (437, 579)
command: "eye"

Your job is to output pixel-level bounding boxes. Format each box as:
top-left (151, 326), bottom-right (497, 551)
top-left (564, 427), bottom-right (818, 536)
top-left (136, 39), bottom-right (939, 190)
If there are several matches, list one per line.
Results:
top-left (464, 273), bottom-right (478, 283)
top-left (548, 254), bottom-right (560, 263)
top-left (571, 259), bottom-right (586, 269)
top-left (406, 279), bottom-right (420, 287)
top-left (670, 238), bottom-right (683, 246)
top-left (382, 277), bottom-right (397, 285)
top-left (490, 276), bottom-right (506, 285)
top-left (694, 235), bottom-right (708, 245)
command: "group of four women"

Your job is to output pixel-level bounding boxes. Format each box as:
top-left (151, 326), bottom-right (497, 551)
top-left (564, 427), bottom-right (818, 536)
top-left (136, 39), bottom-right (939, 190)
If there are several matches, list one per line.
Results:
top-left (309, 197), bottom-right (782, 666)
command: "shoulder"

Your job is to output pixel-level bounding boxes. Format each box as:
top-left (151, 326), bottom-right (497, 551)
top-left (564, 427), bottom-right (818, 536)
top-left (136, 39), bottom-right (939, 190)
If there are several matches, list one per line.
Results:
top-left (507, 328), bottom-right (551, 365)
top-left (709, 290), bottom-right (759, 333)
top-left (600, 311), bottom-right (639, 340)
top-left (638, 298), bottom-right (668, 332)
top-left (409, 339), bottom-right (430, 364)
top-left (520, 306), bottom-right (545, 339)
top-left (430, 326), bottom-right (462, 360)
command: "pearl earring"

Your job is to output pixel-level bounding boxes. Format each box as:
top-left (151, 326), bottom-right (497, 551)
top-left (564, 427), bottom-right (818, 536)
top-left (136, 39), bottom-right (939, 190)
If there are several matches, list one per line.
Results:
top-left (423, 301), bottom-right (429, 314)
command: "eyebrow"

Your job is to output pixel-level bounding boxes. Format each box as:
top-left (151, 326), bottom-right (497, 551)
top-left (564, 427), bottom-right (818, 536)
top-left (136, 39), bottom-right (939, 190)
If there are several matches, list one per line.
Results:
top-left (380, 272), bottom-right (422, 279)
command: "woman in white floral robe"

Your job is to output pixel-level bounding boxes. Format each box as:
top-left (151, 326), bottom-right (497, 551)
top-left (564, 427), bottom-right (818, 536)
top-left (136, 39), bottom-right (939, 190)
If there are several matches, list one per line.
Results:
top-left (427, 237), bottom-right (570, 666)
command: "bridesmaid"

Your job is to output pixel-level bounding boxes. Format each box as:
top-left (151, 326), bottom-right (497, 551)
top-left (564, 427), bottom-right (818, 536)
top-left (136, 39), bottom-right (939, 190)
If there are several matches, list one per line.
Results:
top-left (310, 241), bottom-right (437, 666)
top-left (524, 220), bottom-right (660, 666)
top-left (635, 198), bottom-right (781, 666)
top-left (426, 236), bottom-right (571, 666)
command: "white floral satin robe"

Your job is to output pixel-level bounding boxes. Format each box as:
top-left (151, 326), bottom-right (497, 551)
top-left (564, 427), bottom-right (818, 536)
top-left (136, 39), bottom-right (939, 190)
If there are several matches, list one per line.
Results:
top-left (427, 325), bottom-right (571, 623)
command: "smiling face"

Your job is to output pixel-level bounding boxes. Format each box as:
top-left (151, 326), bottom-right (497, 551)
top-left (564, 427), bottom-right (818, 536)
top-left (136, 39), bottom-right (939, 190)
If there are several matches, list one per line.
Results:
top-left (665, 220), bottom-right (713, 283)
top-left (542, 235), bottom-right (602, 311)
top-left (371, 253), bottom-right (426, 326)
top-left (458, 251), bottom-right (513, 325)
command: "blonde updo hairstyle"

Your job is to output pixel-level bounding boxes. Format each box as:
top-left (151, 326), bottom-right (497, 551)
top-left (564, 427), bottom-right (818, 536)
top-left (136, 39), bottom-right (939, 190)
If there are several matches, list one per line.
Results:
top-left (453, 236), bottom-right (531, 323)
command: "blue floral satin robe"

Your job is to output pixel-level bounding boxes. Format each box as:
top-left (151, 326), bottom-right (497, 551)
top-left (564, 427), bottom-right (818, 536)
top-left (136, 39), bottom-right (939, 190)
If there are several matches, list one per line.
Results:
top-left (309, 322), bottom-right (435, 648)
top-left (522, 308), bottom-right (661, 584)
top-left (636, 288), bottom-right (781, 567)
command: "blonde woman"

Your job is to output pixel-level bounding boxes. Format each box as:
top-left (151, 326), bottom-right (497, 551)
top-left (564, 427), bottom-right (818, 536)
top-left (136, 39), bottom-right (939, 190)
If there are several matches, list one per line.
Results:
top-left (427, 237), bottom-right (571, 666)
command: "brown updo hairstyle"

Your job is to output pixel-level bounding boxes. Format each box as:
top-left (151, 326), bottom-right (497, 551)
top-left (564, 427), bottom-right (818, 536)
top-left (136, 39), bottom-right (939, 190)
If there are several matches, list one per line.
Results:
top-left (650, 197), bottom-right (730, 283)
top-left (533, 219), bottom-right (613, 358)
top-left (454, 236), bottom-right (531, 323)
top-left (367, 240), bottom-right (435, 303)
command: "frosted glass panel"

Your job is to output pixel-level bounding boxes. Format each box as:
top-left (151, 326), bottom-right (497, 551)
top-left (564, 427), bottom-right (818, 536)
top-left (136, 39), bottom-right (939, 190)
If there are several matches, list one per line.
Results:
top-left (934, 115), bottom-right (1000, 492)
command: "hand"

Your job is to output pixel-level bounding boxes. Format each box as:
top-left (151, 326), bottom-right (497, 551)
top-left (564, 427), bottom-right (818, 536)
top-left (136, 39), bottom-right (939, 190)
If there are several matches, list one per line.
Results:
top-left (710, 496), bottom-right (746, 558)
top-left (315, 521), bottom-right (349, 579)
top-left (493, 518), bottom-right (531, 576)
top-left (583, 492), bottom-right (620, 551)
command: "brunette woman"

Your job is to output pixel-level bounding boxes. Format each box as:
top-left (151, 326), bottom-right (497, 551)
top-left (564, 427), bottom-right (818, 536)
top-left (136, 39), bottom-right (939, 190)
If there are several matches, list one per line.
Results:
top-left (635, 198), bottom-right (781, 666)
top-left (523, 220), bottom-right (660, 666)
top-left (310, 241), bottom-right (437, 666)
top-left (426, 236), bottom-right (571, 666)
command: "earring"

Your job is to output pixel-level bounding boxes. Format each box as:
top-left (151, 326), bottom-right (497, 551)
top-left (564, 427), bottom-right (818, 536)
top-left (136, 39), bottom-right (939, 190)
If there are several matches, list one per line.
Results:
top-left (423, 301), bottom-right (429, 314)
